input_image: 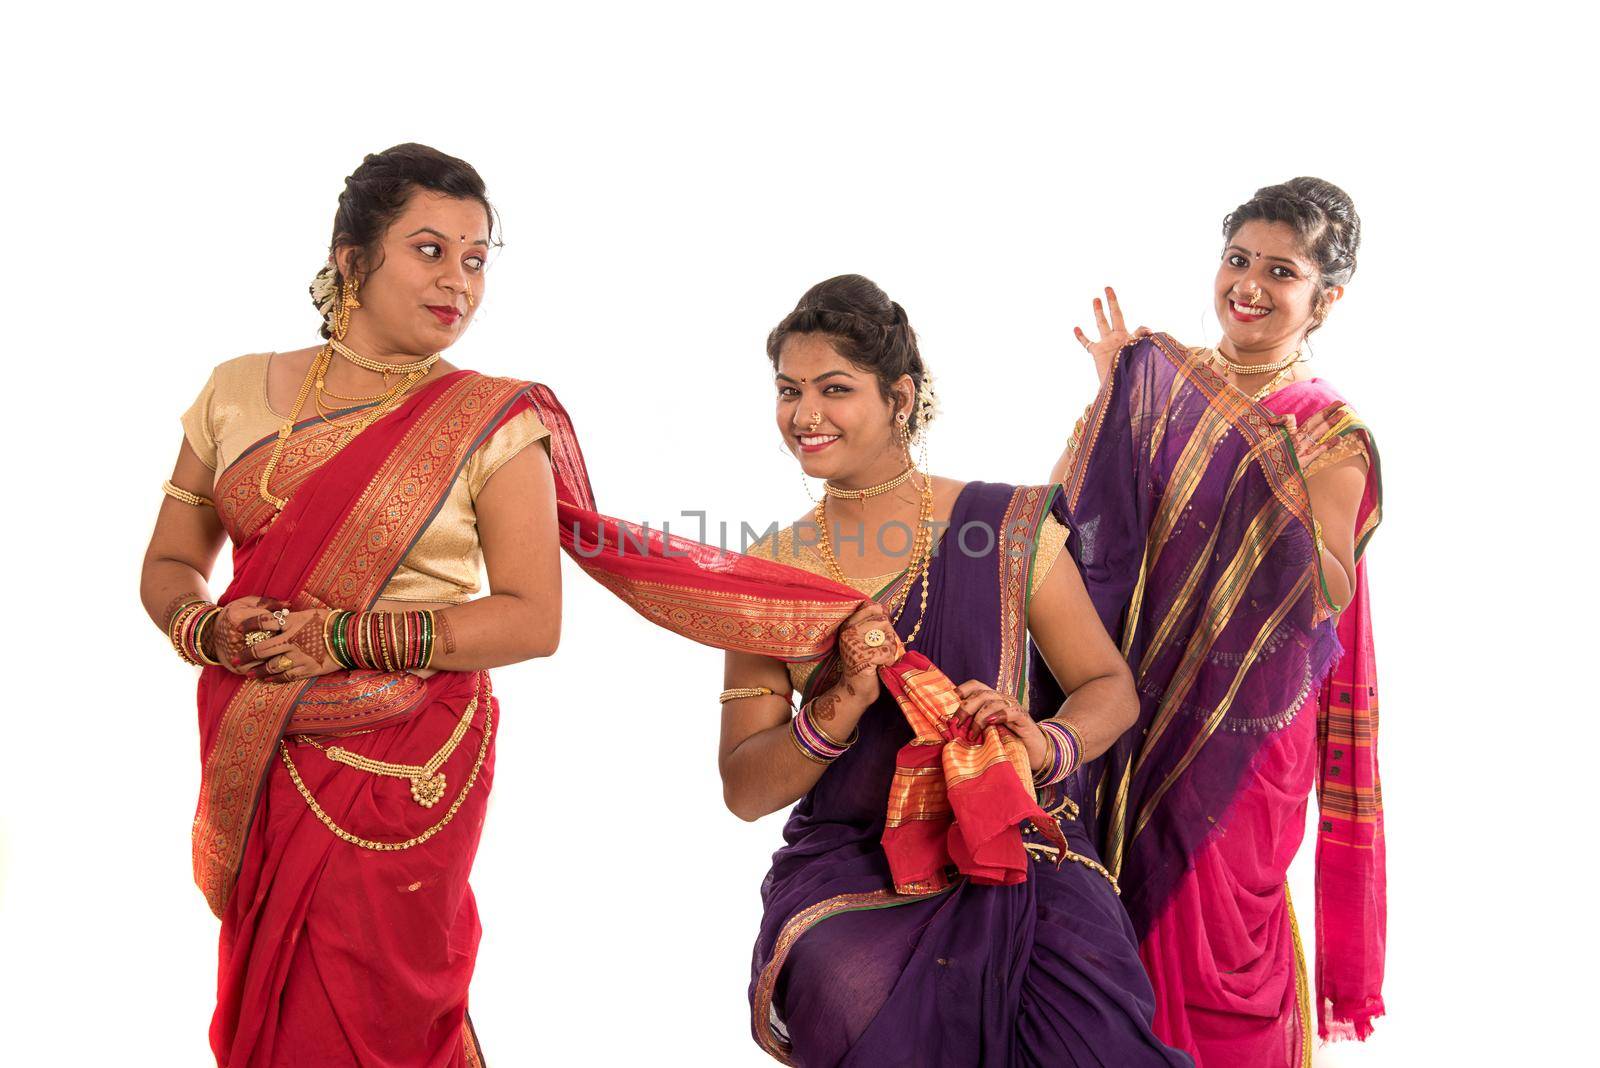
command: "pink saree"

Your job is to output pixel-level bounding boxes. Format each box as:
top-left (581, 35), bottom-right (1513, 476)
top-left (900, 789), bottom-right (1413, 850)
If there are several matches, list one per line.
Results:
top-left (1106, 367), bottom-right (1385, 1066)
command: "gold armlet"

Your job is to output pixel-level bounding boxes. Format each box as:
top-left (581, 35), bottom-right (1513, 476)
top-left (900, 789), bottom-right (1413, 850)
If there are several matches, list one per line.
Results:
top-left (720, 686), bottom-right (776, 704)
top-left (162, 480), bottom-right (214, 508)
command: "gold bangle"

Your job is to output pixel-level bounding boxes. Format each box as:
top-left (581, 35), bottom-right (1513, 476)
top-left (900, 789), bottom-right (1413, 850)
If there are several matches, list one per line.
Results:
top-left (719, 686), bottom-right (776, 704)
top-left (162, 480), bottom-right (215, 508)
top-left (1059, 720), bottom-right (1086, 774)
top-left (195, 607), bottom-right (223, 666)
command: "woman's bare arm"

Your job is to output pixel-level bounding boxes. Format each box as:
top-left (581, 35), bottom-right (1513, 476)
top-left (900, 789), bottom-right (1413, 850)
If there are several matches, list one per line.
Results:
top-left (1305, 453), bottom-right (1368, 611)
top-left (140, 439), bottom-right (227, 631)
top-left (1025, 547), bottom-right (1139, 760)
top-left (428, 440), bottom-right (562, 670)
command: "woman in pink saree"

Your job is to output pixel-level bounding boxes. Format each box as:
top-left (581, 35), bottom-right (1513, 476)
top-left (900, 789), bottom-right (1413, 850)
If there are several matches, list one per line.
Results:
top-left (1050, 178), bottom-right (1384, 1067)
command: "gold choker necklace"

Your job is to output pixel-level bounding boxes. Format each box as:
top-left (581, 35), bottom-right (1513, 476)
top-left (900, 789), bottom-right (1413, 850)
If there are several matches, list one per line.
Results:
top-left (825, 466), bottom-right (915, 500)
top-left (330, 339), bottom-right (440, 376)
top-left (1211, 347), bottom-right (1300, 376)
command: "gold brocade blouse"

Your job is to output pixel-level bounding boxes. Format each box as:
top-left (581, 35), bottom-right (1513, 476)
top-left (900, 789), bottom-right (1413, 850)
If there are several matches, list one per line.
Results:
top-left (744, 511), bottom-right (1069, 694)
top-left (181, 352), bottom-right (550, 604)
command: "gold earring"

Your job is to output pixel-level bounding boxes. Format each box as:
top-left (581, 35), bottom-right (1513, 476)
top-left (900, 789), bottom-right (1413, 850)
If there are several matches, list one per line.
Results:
top-left (332, 274), bottom-right (361, 340)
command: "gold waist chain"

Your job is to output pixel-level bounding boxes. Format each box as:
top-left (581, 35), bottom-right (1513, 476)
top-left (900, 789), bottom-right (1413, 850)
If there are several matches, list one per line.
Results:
top-left (278, 673), bottom-right (492, 852)
top-left (1023, 786), bottom-right (1121, 896)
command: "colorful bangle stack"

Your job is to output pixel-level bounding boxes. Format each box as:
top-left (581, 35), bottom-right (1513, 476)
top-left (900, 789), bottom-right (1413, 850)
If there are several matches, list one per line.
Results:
top-left (325, 610), bottom-right (437, 671)
top-left (168, 598), bottom-right (222, 667)
top-left (789, 701), bottom-right (858, 765)
top-left (1034, 720), bottom-right (1084, 788)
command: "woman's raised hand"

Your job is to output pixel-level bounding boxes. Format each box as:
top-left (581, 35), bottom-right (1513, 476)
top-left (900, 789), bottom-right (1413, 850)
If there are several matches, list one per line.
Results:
top-left (212, 596), bottom-right (288, 674)
top-left (1072, 286), bottom-right (1151, 386)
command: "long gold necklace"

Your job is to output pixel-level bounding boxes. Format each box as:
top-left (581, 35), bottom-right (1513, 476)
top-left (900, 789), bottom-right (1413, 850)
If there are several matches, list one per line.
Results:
top-left (257, 344), bottom-right (432, 510)
top-left (815, 467), bottom-right (937, 643)
top-left (825, 465), bottom-right (915, 500)
top-left (1210, 345), bottom-right (1300, 377)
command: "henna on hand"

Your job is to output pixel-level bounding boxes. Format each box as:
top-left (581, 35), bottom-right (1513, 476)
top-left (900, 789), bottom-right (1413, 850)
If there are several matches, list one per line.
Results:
top-left (839, 626), bottom-right (878, 677)
top-left (285, 613), bottom-right (331, 671)
top-left (812, 692), bottom-right (841, 723)
top-left (437, 610), bottom-right (457, 656)
top-left (161, 593), bottom-right (204, 632)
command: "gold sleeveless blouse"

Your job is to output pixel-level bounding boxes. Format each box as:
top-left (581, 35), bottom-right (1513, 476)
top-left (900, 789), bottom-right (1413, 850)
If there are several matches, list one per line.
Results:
top-left (180, 352), bottom-right (550, 604)
top-left (744, 510), bottom-right (1068, 694)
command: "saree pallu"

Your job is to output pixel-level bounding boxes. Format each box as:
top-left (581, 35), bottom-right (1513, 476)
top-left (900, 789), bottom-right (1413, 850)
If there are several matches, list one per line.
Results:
top-left (496, 392), bottom-right (1186, 1063)
top-left (193, 370), bottom-right (533, 1066)
top-left (1059, 335), bottom-right (1384, 1066)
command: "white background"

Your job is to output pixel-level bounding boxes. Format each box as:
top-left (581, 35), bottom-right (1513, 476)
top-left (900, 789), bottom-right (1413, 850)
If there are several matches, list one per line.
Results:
top-left (2, 3), bottom-right (1590, 1064)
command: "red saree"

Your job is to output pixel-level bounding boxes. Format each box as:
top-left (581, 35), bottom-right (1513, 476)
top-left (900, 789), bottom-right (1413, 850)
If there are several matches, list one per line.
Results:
top-left (195, 370), bottom-right (530, 1066)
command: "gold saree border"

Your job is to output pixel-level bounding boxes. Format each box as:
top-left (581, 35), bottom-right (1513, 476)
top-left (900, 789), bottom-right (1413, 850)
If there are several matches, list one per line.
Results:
top-left (751, 885), bottom-right (954, 1064)
top-left (192, 374), bottom-right (531, 917)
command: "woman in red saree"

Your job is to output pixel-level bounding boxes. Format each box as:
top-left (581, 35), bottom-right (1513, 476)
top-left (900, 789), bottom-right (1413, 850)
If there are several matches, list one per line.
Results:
top-left (140, 144), bottom-right (561, 1066)
top-left (1051, 178), bottom-right (1384, 1066)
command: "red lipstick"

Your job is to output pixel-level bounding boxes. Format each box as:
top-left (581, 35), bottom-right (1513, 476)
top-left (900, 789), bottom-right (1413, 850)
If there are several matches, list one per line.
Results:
top-left (427, 305), bottom-right (461, 326)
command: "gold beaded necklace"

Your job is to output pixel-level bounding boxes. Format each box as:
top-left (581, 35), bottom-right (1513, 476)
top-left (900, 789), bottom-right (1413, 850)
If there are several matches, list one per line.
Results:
top-left (1209, 345), bottom-right (1301, 377)
top-left (329, 338), bottom-right (439, 375)
top-left (825, 465), bottom-right (915, 500)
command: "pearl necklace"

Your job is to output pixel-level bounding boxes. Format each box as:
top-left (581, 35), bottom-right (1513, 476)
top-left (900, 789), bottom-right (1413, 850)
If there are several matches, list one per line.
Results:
top-left (1210, 346), bottom-right (1301, 377)
top-left (825, 465), bottom-right (915, 500)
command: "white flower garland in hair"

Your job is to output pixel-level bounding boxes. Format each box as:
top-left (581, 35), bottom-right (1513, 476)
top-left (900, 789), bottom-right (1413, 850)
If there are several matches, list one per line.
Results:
top-left (915, 372), bottom-right (941, 435)
top-left (309, 263), bottom-right (339, 331)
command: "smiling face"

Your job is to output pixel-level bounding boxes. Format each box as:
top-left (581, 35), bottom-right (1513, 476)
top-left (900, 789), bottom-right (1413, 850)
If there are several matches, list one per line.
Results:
top-left (1214, 219), bottom-right (1327, 354)
top-left (775, 333), bottom-right (914, 483)
top-left (336, 190), bottom-right (491, 356)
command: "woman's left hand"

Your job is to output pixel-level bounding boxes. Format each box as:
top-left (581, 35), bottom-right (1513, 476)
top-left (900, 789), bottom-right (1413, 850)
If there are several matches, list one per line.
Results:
top-left (954, 680), bottom-right (1048, 771)
top-left (248, 609), bottom-right (339, 683)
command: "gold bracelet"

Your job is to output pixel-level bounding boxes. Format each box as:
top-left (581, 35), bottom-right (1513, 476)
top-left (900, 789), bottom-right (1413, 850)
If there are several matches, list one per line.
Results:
top-left (162, 480), bottom-right (215, 508)
top-left (719, 686), bottom-right (776, 704)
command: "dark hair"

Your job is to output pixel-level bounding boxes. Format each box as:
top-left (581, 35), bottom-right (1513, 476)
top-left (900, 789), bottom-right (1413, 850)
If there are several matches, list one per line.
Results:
top-left (1222, 176), bottom-right (1360, 331)
top-left (766, 274), bottom-right (928, 430)
top-left (322, 143), bottom-right (496, 338)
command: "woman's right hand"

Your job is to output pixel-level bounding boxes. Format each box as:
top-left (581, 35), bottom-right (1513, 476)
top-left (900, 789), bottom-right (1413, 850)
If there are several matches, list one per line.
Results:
top-left (211, 596), bottom-right (288, 674)
top-left (836, 602), bottom-right (902, 704)
top-left (1072, 286), bottom-right (1151, 386)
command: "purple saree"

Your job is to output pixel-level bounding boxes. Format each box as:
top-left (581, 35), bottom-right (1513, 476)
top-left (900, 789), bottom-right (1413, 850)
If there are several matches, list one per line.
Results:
top-left (749, 481), bottom-right (1190, 1067)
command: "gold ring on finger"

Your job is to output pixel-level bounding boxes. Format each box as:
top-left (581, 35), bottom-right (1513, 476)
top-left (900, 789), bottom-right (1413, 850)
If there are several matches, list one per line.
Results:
top-left (863, 628), bottom-right (886, 648)
top-left (245, 630), bottom-right (270, 646)
top-left (269, 654), bottom-right (294, 673)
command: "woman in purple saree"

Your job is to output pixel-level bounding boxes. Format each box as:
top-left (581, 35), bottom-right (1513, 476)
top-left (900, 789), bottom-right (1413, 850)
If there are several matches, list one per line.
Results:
top-left (723, 276), bottom-right (1190, 1066)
